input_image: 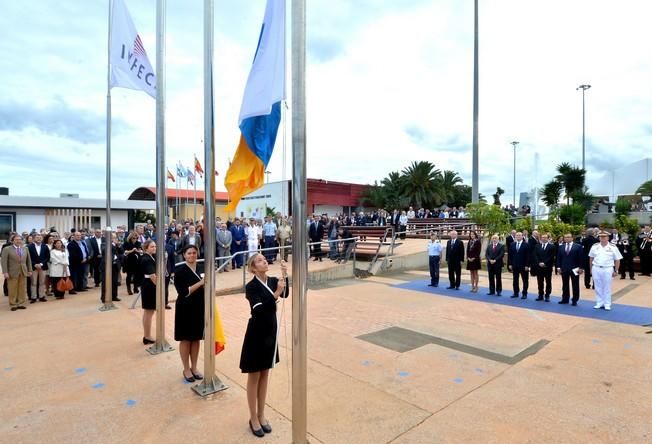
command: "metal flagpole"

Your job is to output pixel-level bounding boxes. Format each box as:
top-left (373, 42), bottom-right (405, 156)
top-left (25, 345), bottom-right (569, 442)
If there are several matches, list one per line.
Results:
top-left (148, 0), bottom-right (173, 355)
top-left (471, 0), bottom-right (479, 204)
top-left (193, 0), bottom-right (227, 396)
top-left (194, 159), bottom-right (198, 222)
top-left (100, 0), bottom-right (116, 313)
top-left (291, 0), bottom-right (308, 442)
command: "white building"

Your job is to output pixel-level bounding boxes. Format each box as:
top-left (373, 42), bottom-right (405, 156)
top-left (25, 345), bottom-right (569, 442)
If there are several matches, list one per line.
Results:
top-left (589, 158), bottom-right (652, 201)
top-left (0, 195), bottom-right (155, 239)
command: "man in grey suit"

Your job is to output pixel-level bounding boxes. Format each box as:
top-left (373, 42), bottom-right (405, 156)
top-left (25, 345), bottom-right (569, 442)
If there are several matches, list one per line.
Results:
top-left (216, 223), bottom-right (232, 272)
top-left (1, 234), bottom-right (32, 311)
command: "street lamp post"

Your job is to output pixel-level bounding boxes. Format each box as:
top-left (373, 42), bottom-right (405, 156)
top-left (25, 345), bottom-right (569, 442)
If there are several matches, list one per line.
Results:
top-left (576, 84), bottom-right (591, 170)
top-left (511, 141), bottom-right (519, 207)
top-left (265, 170), bottom-right (271, 183)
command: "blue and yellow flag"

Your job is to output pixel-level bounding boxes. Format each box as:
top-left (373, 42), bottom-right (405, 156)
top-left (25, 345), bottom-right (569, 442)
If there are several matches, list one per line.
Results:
top-left (224, 0), bottom-right (286, 211)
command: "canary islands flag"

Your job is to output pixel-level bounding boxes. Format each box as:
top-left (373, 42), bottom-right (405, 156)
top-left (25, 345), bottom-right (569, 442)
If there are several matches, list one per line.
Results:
top-left (224, 0), bottom-right (286, 211)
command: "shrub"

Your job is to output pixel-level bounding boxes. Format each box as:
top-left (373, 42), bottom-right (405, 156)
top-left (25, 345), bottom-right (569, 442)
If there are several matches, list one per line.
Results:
top-left (559, 204), bottom-right (586, 225)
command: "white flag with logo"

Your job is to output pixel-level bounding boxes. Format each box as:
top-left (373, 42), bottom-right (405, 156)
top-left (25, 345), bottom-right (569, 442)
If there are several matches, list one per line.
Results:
top-left (110, 0), bottom-right (156, 98)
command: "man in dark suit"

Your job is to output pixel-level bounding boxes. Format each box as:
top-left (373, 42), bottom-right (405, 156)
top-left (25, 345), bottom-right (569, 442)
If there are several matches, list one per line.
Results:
top-left (508, 231), bottom-right (529, 299)
top-left (88, 229), bottom-right (104, 287)
top-left (309, 215), bottom-right (324, 262)
top-left (179, 224), bottom-right (202, 256)
top-left (27, 233), bottom-right (50, 302)
top-left (485, 234), bottom-right (504, 296)
top-left (445, 230), bottom-right (465, 290)
top-left (229, 218), bottom-right (246, 268)
top-left (581, 228), bottom-right (598, 289)
top-left (534, 233), bottom-right (555, 301)
top-left (556, 233), bottom-right (585, 305)
top-left (505, 230), bottom-right (516, 264)
top-left (67, 231), bottom-right (89, 292)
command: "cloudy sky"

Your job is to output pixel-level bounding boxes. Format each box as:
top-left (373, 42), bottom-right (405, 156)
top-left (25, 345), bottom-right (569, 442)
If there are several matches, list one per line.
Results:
top-left (1, 0), bottom-right (651, 204)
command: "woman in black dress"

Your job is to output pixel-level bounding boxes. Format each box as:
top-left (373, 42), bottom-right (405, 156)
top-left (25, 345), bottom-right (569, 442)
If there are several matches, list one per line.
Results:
top-left (173, 245), bottom-right (205, 383)
top-left (240, 253), bottom-right (289, 437)
top-left (466, 230), bottom-right (481, 293)
top-left (122, 231), bottom-right (142, 295)
top-left (139, 240), bottom-right (157, 345)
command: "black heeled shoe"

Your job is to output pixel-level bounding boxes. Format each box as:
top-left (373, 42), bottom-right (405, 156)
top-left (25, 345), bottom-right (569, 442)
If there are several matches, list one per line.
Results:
top-left (183, 372), bottom-right (195, 383)
top-left (190, 370), bottom-right (203, 380)
top-left (249, 420), bottom-right (264, 438)
top-left (142, 337), bottom-right (155, 345)
top-left (260, 421), bottom-right (272, 434)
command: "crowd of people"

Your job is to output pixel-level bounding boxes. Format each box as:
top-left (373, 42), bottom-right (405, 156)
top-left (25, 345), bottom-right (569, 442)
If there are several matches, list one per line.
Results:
top-left (426, 225), bottom-right (652, 311)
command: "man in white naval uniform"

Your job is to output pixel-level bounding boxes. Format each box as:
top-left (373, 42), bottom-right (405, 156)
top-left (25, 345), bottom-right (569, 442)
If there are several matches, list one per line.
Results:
top-left (589, 231), bottom-right (623, 311)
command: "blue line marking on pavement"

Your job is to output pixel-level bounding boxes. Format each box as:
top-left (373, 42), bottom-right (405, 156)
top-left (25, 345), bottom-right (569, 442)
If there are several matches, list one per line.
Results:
top-left (453, 378), bottom-right (464, 384)
top-left (624, 343), bottom-right (632, 349)
top-left (3, 367), bottom-right (13, 371)
top-left (91, 383), bottom-right (105, 389)
top-left (126, 399), bottom-right (136, 406)
top-left (398, 371), bottom-right (410, 377)
top-left (362, 360), bottom-right (371, 367)
top-left (183, 378), bottom-right (192, 385)
top-left (75, 368), bottom-right (86, 374)
top-left (591, 339), bottom-right (600, 344)
top-left (394, 280), bottom-right (652, 326)
top-left (474, 368), bottom-right (484, 374)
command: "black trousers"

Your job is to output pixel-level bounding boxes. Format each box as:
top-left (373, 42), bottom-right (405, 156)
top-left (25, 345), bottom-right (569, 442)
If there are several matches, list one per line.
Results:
top-left (100, 263), bottom-right (121, 302)
top-left (91, 257), bottom-right (102, 286)
top-left (429, 256), bottom-right (440, 286)
top-left (448, 261), bottom-right (461, 288)
top-left (487, 265), bottom-right (502, 294)
top-left (561, 271), bottom-right (581, 303)
top-left (640, 251), bottom-right (652, 275)
top-left (583, 257), bottom-right (593, 288)
top-left (619, 257), bottom-right (635, 279)
top-left (512, 267), bottom-right (529, 296)
top-left (536, 266), bottom-right (553, 297)
top-left (70, 263), bottom-right (84, 291)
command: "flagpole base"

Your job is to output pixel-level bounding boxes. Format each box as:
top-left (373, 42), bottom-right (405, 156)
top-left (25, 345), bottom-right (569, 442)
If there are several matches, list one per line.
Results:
top-left (98, 302), bottom-right (118, 312)
top-left (146, 341), bottom-right (174, 355)
top-left (192, 375), bottom-right (228, 397)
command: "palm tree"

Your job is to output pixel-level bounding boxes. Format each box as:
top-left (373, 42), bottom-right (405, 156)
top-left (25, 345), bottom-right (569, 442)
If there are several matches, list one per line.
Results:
top-left (541, 180), bottom-right (563, 209)
top-left (381, 171), bottom-right (409, 210)
top-left (400, 161), bottom-right (442, 208)
top-left (555, 162), bottom-right (586, 204)
top-left (636, 180), bottom-right (652, 195)
top-left (438, 170), bottom-right (463, 205)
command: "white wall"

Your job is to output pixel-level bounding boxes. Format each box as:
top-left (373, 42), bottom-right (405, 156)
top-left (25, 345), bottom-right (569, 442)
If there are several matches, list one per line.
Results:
top-left (90, 209), bottom-right (129, 229)
top-left (14, 209), bottom-right (46, 233)
top-left (236, 181), bottom-right (290, 218)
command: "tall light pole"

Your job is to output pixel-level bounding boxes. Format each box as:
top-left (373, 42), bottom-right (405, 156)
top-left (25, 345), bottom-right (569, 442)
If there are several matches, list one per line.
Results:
top-left (511, 141), bottom-right (519, 207)
top-left (576, 84), bottom-right (591, 170)
top-left (471, 0), bottom-right (479, 203)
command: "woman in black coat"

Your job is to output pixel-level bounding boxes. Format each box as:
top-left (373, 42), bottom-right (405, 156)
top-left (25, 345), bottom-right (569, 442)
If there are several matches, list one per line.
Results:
top-left (139, 240), bottom-right (157, 345)
top-left (173, 245), bottom-right (205, 383)
top-left (466, 230), bottom-right (481, 293)
top-left (239, 253), bottom-right (289, 437)
top-left (122, 231), bottom-right (142, 295)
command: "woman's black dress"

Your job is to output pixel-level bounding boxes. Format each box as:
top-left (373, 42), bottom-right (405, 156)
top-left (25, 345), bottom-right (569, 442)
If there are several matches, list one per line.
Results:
top-left (466, 239), bottom-right (482, 270)
top-left (140, 253), bottom-right (156, 310)
top-left (239, 276), bottom-right (289, 373)
top-left (173, 263), bottom-right (205, 342)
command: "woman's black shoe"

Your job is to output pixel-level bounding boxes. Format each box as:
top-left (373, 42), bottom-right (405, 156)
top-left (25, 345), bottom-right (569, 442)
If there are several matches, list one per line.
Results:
top-left (190, 370), bottom-right (203, 380)
top-left (142, 337), bottom-right (155, 345)
top-left (183, 372), bottom-right (195, 383)
top-left (261, 422), bottom-right (272, 434)
top-left (249, 421), bottom-right (264, 438)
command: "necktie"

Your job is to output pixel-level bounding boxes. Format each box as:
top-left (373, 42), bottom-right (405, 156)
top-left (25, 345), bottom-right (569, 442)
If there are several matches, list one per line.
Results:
top-left (516, 242), bottom-right (520, 251)
top-left (543, 243), bottom-right (546, 251)
top-left (493, 243), bottom-right (496, 251)
top-left (566, 243), bottom-right (570, 254)
top-left (16, 247), bottom-right (22, 258)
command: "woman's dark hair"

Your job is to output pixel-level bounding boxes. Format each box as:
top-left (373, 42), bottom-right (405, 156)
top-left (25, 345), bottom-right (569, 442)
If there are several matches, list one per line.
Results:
top-left (142, 239), bottom-right (156, 251)
top-left (469, 230), bottom-right (478, 240)
top-left (182, 244), bottom-right (199, 255)
top-left (52, 239), bottom-right (64, 250)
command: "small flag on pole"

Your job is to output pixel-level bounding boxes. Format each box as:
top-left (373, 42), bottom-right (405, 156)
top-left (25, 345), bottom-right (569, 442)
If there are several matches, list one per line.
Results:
top-left (194, 155), bottom-right (205, 178)
top-left (110, 0), bottom-right (156, 98)
top-left (167, 169), bottom-right (175, 182)
top-left (186, 170), bottom-right (195, 186)
top-left (176, 162), bottom-right (186, 178)
top-left (214, 305), bottom-right (226, 354)
top-left (224, 0), bottom-right (285, 211)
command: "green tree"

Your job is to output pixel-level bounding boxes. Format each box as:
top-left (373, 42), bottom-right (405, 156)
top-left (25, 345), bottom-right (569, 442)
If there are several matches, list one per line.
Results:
top-left (400, 161), bottom-right (442, 208)
top-left (555, 162), bottom-right (586, 205)
top-left (438, 170), bottom-right (463, 205)
top-left (361, 183), bottom-right (386, 208)
top-left (466, 203), bottom-right (510, 236)
top-left (570, 187), bottom-right (595, 212)
top-left (614, 197), bottom-right (631, 218)
top-left (381, 171), bottom-right (409, 209)
top-left (559, 204), bottom-right (586, 225)
top-left (541, 180), bottom-right (563, 209)
top-left (636, 179), bottom-right (652, 195)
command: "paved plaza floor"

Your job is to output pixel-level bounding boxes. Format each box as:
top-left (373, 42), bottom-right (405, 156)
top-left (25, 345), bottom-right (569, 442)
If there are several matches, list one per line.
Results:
top-left (1, 257), bottom-right (651, 443)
